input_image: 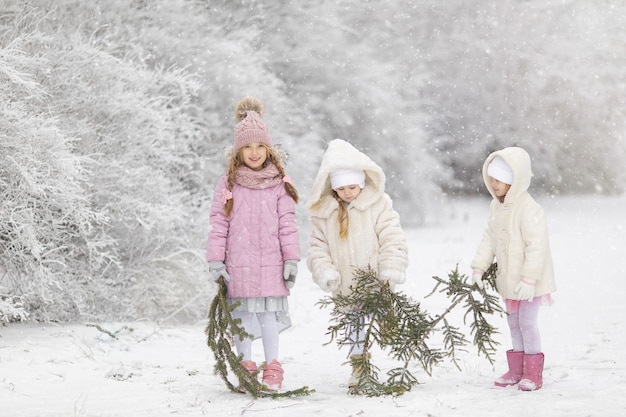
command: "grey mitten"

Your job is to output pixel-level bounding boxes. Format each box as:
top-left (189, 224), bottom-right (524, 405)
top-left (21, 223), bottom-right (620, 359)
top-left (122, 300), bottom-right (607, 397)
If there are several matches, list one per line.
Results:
top-left (209, 261), bottom-right (230, 282)
top-left (283, 260), bottom-right (298, 289)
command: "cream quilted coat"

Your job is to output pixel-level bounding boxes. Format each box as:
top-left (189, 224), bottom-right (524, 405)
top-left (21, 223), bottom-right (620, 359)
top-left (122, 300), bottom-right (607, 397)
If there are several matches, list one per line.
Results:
top-left (306, 139), bottom-right (408, 296)
top-left (471, 147), bottom-right (556, 300)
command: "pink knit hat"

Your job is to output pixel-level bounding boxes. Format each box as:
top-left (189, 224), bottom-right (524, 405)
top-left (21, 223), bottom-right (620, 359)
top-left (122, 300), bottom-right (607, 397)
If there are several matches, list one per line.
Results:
top-left (233, 110), bottom-right (272, 153)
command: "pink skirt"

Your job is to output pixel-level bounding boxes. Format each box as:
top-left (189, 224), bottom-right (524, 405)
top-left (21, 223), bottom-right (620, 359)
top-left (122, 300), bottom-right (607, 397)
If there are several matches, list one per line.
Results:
top-left (505, 294), bottom-right (554, 313)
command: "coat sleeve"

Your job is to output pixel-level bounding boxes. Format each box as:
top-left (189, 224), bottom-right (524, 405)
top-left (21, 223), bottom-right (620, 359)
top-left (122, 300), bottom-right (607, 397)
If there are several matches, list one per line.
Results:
top-left (277, 186), bottom-right (300, 261)
top-left (206, 176), bottom-right (230, 262)
top-left (471, 201), bottom-right (496, 273)
top-left (307, 215), bottom-right (337, 286)
top-left (518, 202), bottom-right (550, 282)
top-left (375, 195), bottom-right (408, 274)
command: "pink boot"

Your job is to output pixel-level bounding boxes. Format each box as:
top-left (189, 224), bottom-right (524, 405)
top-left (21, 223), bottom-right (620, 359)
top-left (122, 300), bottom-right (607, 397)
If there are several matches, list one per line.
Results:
top-left (494, 350), bottom-right (524, 387)
top-left (518, 353), bottom-right (544, 391)
top-left (262, 360), bottom-right (284, 391)
top-left (239, 360), bottom-right (258, 391)
top-left (241, 360), bottom-right (258, 375)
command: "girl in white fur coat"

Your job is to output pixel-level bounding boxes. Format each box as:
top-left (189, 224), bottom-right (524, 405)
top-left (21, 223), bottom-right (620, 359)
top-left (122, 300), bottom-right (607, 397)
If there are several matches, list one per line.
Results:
top-left (306, 139), bottom-right (408, 386)
top-left (471, 147), bottom-right (556, 391)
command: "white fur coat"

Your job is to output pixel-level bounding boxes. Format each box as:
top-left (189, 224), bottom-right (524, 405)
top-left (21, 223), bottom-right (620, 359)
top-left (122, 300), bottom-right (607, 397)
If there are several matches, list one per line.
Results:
top-left (306, 139), bottom-right (408, 295)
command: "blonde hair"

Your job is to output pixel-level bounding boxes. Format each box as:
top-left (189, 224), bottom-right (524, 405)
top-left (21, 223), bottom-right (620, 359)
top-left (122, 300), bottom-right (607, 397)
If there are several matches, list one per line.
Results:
top-left (333, 191), bottom-right (349, 239)
top-left (224, 97), bottom-right (297, 216)
top-left (223, 145), bottom-right (298, 217)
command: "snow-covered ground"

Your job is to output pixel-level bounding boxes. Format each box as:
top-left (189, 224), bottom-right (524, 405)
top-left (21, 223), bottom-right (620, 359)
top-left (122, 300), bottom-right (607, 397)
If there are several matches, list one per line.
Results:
top-left (1, 194), bottom-right (625, 417)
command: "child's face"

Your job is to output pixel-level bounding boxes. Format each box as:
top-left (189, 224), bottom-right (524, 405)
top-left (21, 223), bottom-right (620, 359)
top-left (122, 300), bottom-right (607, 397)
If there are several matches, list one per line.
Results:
top-left (334, 184), bottom-right (362, 203)
top-left (241, 142), bottom-right (267, 171)
top-left (489, 177), bottom-right (511, 198)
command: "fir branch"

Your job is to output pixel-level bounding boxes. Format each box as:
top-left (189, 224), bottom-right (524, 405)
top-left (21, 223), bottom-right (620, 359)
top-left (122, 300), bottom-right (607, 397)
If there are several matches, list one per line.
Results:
top-left (440, 318), bottom-right (468, 371)
top-left (205, 277), bottom-right (314, 398)
top-left (317, 264), bottom-right (503, 397)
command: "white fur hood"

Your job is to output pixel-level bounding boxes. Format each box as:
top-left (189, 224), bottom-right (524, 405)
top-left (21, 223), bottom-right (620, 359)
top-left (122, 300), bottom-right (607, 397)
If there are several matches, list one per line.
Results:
top-left (306, 139), bottom-right (386, 217)
top-left (482, 147), bottom-right (532, 204)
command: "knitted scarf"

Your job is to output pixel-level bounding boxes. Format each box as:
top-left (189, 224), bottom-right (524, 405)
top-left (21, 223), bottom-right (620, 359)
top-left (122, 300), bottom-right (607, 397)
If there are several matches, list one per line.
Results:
top-left (234, 163), bottom-right (283, 189)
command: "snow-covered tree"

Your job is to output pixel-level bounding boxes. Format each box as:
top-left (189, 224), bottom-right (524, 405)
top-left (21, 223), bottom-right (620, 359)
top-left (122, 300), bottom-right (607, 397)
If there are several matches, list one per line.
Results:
top-left (418, 0), bottom-right (626, 195)
top-left (1, 0), bottom-right (623, 323)
top-left (1, 1), bottom-right (210, 322)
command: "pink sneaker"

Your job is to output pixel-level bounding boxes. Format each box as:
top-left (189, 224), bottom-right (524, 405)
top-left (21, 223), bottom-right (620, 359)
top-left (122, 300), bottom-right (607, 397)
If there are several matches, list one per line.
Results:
top-left (262, 360), bottom-right (284, 391)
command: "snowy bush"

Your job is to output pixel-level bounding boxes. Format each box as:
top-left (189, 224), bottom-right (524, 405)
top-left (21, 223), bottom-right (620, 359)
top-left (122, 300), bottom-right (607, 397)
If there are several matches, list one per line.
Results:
top-left (0, 2), bottom-right (211, 322)
top-left (0, 86), bottom-right (108, 321)
top-left (0, 0), bottom-right (623, 323)
top-left (416, 0), bottom-right (626, 194)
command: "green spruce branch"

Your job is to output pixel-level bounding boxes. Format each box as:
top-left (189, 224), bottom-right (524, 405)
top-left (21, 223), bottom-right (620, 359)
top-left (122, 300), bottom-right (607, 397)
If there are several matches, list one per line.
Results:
top-left (205, 277), bottom-right (314, 398)
top-left (317, 263), bottom-right (503, 397)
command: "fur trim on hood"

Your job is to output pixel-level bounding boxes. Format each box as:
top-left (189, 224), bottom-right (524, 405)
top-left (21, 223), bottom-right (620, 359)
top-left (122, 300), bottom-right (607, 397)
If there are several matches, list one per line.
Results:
top-left (307, 139), bottom-right (386, 217)
top-left (482, 147), bottom-right (532, 203)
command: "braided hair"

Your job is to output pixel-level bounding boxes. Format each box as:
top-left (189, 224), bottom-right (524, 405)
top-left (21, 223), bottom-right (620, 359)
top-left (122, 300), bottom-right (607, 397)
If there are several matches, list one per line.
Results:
top-left (333, 191), bottom-right (349, 239)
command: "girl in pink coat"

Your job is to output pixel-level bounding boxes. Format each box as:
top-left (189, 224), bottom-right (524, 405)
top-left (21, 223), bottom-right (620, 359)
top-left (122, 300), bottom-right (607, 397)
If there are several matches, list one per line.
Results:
top-left (207, 97), bottom-right (300, 391)
top-left (471, 147), bottom-right (556, 391)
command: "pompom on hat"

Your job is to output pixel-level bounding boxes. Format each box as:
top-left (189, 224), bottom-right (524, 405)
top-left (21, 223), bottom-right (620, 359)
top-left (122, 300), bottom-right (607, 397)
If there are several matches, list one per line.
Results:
top-left (233, 97), bottom-right (272, 153)
top-left (487, 156), bottom-right (514, 185)
top-left (330, 168), bottom-right (366, 190)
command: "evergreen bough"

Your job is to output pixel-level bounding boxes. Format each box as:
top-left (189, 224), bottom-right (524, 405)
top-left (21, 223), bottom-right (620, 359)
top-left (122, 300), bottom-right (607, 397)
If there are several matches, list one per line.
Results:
top-left (317, 263), bottom-right (503, 396)
top-left (205, 277), bottom-right (314, 398)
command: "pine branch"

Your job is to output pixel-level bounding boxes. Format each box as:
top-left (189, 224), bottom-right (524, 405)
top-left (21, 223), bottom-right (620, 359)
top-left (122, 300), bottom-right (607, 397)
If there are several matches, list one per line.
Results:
top-left (425, 263), bottom-right (504, 364)
top-left (205, 277), bottom-right (314, 398)
top-left (317, 264), bottom-right (503, 396)
top-left (440, 318), bottom-right (468, 371)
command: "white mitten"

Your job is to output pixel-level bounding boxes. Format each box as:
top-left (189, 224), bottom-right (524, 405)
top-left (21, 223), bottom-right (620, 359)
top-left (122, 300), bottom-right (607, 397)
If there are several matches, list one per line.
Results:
top-left (472, 270), bottom-right (485, 289)
top-left (283, 260), bottom-right (298, 289)
top-left (379, 270), bottom-right (406, 285)
top-left (209, 261), bottom-right (230, 282)
top-left (319, 269), bottom-right (341, 292)
top-left (514, 279), bottom-right (536, 301)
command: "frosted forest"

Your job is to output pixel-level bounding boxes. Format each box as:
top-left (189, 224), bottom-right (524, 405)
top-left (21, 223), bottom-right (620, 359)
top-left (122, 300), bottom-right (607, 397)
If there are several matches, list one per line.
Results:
top-left (0, 0), bottom-right (624, 324)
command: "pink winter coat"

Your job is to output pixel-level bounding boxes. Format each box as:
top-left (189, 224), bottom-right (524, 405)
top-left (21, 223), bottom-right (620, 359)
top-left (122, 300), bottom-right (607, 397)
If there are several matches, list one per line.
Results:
top-left (207, 175), bottom-right (300, 299)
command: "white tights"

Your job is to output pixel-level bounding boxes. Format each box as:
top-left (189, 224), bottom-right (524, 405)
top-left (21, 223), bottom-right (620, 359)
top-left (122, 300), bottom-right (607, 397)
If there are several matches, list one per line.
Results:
top-left (232, 311), bottom-right (279, 363)
top-left (507, 297), bottom-right (542, 354)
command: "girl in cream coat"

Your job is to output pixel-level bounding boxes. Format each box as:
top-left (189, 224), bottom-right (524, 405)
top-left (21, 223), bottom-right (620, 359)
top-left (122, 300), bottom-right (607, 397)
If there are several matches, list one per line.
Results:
top-left (306, 139), bottom-right (408, 386)
top-left (471, 146), bottom-right (556, 392)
